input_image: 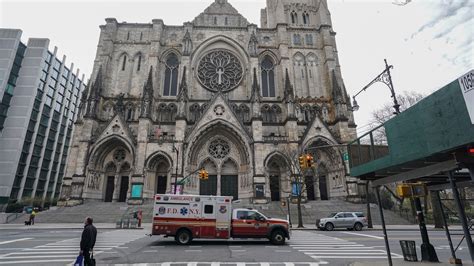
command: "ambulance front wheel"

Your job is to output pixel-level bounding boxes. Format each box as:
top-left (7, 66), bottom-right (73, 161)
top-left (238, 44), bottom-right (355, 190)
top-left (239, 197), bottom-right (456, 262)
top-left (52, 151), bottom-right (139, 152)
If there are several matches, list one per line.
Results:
top-left (175, 229), bottom-right (193, 245)
top-left (270, 229), bottom-right (286, 245)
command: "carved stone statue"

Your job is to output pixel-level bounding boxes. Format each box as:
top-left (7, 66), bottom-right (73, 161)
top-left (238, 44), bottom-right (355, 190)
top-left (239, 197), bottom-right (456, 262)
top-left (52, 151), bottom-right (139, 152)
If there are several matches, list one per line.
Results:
top-left (182, 30), bottom-right (193, 56)
top-left (248, 32), bottom-right (258, 57)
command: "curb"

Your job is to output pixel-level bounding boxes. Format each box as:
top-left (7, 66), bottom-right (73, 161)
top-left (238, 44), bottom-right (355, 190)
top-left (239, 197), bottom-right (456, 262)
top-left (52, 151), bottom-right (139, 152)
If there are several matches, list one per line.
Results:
top-left (0, 226), bottom-right (144, 230)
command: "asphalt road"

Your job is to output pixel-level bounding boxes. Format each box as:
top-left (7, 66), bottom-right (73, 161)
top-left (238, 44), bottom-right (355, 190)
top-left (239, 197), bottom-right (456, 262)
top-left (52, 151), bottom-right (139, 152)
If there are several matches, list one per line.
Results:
top-left (0, 225), bottom-right (471, 265)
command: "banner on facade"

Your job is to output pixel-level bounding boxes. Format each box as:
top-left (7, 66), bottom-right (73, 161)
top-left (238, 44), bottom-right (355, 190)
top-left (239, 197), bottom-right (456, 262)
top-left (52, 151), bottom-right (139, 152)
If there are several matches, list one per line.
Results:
top-left (458, 70), bottom-right (474, 124)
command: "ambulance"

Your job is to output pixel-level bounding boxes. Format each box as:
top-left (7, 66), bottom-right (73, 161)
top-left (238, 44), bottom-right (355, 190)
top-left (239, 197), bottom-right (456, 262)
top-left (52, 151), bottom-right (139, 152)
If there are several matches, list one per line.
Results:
top-left (152, 194), bottom-right (290, 245)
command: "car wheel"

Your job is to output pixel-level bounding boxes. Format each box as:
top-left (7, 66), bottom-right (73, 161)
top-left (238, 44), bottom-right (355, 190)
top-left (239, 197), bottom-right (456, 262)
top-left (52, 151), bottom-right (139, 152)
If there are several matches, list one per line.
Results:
top-left (175, 229), bottom-right (192, 245)
top-left (270, 229), bottom-right (286, 245)
top-left (354, 222), bottom-right (363, 231)
top-left (325, 222), bottom-right (334, 231)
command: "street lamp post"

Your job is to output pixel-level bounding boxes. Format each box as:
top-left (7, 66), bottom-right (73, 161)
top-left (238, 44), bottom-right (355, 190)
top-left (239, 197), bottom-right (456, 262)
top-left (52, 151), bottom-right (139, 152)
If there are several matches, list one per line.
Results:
top-left (352, 59), bottom-right (401, 115)
top-left (173, 142), bottom-right (179, 194)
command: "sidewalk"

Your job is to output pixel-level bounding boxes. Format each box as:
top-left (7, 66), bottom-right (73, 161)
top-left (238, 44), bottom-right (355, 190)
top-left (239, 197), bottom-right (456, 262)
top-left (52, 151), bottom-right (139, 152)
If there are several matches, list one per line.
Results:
top-left (290, 224), bottom-right (466, 231)
top-left (0, 223), bottom-right (140, 230)
top-left (1, 222), bottom-right (465, 231)
top-left (351, 261), bottom-right (469, 266)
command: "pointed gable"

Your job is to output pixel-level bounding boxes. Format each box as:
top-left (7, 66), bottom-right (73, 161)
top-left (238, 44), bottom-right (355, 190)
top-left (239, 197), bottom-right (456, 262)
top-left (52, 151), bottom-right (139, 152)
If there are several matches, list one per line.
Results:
top-left (301, 115), bottom-right (339, 148)
top-left (95, 114), bottom-right (136, 146)
top-left (193, 0), bottom-right (249, 27)
top-left (186, 93), bottom-right (252, 142)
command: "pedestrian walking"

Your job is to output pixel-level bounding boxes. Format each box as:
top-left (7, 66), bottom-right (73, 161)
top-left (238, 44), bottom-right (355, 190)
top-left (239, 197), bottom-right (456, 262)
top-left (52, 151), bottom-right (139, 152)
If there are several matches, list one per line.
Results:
top-left (29, 210), bottom-right (36, 225)
top-left (80, 217), bottom-right (97, 266)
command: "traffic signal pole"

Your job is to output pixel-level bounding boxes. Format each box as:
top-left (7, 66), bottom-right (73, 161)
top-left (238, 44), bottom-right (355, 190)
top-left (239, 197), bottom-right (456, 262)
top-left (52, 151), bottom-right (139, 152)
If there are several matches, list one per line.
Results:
top-left (414, 197), bottom-right (438, 262)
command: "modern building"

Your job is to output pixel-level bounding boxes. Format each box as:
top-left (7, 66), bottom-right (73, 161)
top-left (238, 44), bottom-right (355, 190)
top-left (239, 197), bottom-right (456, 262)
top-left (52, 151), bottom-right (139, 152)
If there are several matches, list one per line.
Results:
top-left (60, 0), bottom-right (359, 205)
top-left (0, 29), bottom-right (85, 211)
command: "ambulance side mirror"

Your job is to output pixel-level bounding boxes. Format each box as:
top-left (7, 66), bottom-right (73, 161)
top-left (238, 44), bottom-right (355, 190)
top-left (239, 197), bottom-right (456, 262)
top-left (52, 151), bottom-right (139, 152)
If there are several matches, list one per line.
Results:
top-left (257, 216), bottom-right (266, 222)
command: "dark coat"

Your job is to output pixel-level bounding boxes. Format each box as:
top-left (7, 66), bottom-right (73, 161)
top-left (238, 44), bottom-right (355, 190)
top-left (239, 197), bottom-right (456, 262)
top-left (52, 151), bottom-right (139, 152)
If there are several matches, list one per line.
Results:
top-left (80, 224), bottom-right (97, 251)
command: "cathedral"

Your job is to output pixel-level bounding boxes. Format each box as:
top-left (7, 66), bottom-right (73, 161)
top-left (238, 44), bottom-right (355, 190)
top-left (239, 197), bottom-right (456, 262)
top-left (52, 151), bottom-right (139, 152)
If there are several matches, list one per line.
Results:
top-left (59, 0), bottom-right (358, 205)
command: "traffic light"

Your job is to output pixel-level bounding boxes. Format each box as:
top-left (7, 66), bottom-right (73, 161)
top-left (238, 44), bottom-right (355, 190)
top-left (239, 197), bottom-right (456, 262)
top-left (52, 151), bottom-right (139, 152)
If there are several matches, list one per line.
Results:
top-left (306, 154), bottom-right (314, 168)
top-left (299, 155), bottom-right (307, 169)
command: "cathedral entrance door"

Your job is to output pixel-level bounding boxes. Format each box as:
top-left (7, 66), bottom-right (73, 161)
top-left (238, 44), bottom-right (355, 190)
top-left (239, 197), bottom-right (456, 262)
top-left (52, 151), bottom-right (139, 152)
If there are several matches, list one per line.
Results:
top-left (221, 175), bottom-right (238, 200)
top-left (305, 175), bottom-right (316, 201)
top-left (319, 175), bottom-right (328, 200)
top-left (270, 175), bottom-right (280, 201)
top-left (118, 176), bottom-right (129, 202)
top-left (200, 175), bottom-right (217, 196)
top-left (156, 176), bottom-right (167, 194)
top-left (105, 176), bottom-right (114, 202)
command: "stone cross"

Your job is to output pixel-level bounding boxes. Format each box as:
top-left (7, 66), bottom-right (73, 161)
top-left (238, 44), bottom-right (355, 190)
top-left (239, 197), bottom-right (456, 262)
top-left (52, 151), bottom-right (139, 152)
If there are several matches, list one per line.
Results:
top-left (217, 68), bottom-right (224, 85)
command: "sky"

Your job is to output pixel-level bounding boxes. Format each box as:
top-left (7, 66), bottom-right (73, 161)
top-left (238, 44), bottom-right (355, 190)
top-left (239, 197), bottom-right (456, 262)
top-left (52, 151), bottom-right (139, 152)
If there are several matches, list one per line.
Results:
top-left (0, 0), bottom-right (472, 135)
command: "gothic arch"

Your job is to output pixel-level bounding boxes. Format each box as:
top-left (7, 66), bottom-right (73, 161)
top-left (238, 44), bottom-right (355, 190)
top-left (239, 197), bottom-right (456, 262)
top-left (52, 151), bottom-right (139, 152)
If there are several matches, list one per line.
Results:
top-left (264, 151), bottom-right (291, 202)
top-left (263, 151), bottom-right (290, 170)
top-left (185, 120), bottom-right (251, 168)
top-left (293, 52), bottom-right (307, 97)
top-left (145, 151), bottom-right (174, 170)
top-left (306, 52), bottom-right (323, 97)
top-left (191, 35), bottom-right (250, 67)
top-left (258, 50), bottom-right (281, 65)
top-left (88, 135), bottom-right (136, 170)
top-left (159, 48), bottom-right (182, 63)
top-left (145, 151), bottom-right (173, 195)
top-left (132, 52), bottom-right (143, 71)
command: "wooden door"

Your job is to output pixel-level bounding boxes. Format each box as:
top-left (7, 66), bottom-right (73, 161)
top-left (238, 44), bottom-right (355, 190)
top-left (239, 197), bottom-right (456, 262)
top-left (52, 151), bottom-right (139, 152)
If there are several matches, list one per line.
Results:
top-left (118, 176), bottom-right (129, 202)
top-left (105, 176), bottom-right (114, 202)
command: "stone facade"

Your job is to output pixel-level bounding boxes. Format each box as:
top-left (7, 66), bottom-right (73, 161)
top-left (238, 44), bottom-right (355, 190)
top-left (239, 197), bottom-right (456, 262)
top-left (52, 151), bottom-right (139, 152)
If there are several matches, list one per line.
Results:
top-left (59, 0), bottom-right (358, 205)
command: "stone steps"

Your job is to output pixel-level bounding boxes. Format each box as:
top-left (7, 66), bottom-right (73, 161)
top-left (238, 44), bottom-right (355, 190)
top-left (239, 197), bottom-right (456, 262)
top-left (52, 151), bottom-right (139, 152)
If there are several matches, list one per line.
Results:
top-left (9, 199), bottom-right (412, 225)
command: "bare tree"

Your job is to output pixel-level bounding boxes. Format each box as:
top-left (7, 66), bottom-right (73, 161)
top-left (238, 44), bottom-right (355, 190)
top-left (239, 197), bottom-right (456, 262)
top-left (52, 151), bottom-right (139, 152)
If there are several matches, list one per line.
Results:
top-left (280, 147), bottom-right (307, 228)
top-left (369, 90), bottom-right (425, 143)
top-left (393, 0), bottom-right (412, 6)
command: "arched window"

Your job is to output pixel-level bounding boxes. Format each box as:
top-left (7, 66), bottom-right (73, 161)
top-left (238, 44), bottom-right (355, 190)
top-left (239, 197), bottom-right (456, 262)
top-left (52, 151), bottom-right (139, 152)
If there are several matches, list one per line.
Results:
top-left (240, 104), bottom-right (250, 123)
top-left (261, 105), bottom-right (271, 123)
top-left (214, 17), bottom-right (217, 25)
top-left (168, 104), bottom-right (177, 122)
top-left (122, 55), bottom-right (127, 71)
top-left (158, 103), bottom-right (167, 122)
top-left (261, 55), bottom-right (276, 98)
top-left (137, 55), bottom-right (141, 71)
top-left (163, 53), bottom-right (179, 96)
top-left (126, 104), bottom-right (134, 121)
top-left (225, 17), bottom-right (228, 25)
top-left (291, 11), bottom-right (297, 24)
top-left (303, 12), bottom-right (310, 25)
top-left (271, 104), bottom-right (282, 123)
top-left (189, 104), bottom-right (201, 123)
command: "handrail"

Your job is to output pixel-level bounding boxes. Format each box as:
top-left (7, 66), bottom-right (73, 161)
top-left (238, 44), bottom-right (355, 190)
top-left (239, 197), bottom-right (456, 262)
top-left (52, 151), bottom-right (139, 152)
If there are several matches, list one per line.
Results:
top-left (5, 212), bottom-right (21, 224)
top-left (348, 123), bottom-right (385, 146)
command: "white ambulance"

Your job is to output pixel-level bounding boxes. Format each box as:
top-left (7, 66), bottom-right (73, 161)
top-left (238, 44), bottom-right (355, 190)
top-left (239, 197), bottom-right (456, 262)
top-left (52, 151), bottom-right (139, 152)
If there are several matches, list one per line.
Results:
top-left (152, 194), bottom-right (290, 245)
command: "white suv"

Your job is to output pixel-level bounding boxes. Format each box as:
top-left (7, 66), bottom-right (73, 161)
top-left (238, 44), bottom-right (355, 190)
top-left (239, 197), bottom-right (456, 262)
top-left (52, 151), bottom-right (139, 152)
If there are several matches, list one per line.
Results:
top-left (317, 212), bottom-right (368, 231)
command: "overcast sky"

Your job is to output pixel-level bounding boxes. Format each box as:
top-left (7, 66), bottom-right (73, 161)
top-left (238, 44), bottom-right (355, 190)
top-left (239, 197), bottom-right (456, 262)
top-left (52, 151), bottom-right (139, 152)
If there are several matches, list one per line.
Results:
top-left (1, 0), bottom-right (472, 134)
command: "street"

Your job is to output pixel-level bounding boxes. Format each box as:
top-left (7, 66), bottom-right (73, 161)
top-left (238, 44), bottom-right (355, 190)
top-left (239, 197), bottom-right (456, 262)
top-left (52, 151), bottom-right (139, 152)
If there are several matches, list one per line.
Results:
top-left (0, 225), bottom-right (471, 265)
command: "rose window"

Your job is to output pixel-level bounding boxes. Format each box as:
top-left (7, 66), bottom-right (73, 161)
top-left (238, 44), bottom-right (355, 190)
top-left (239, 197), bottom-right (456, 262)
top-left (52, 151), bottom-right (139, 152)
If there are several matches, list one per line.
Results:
top-left (208, 138), bottom-right (231, 159)
top-left (197, 50), bottom-right (243, 92)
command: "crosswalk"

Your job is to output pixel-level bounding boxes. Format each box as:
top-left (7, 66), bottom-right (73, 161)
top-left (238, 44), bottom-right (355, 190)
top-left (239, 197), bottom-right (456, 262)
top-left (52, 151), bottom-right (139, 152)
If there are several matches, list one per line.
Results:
top-left (112, 263), bottom-right (327, 266)
top-left (289, 233), bottom-right (403, 260)
top-left (0, 230), bottom-right (144, 265)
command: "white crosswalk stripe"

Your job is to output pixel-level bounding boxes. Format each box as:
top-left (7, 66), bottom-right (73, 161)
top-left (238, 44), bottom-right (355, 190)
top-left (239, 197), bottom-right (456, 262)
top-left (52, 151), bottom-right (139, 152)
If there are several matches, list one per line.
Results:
top-left (0, 229), bottom-right (144, 265)
top-left (112, 263), bottom-right (327, 266)
top-left (289, 233), bottom-right (404, 260)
